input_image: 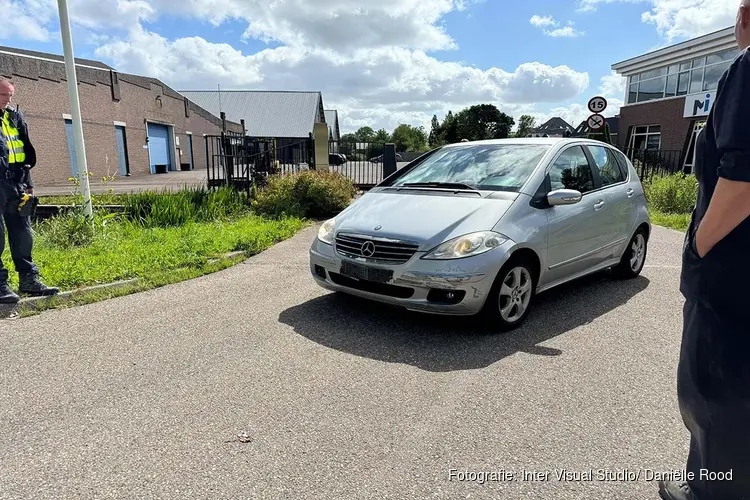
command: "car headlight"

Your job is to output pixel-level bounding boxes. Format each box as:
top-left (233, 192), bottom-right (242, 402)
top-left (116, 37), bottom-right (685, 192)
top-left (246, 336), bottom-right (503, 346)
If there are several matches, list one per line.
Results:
top-left (422, 231), bottom-right (508, 260)
top-left (317, 218), bottom-right (336, 245)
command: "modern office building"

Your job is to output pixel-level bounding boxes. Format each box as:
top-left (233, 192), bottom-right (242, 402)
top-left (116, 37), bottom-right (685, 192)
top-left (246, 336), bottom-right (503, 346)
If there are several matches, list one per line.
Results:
top-left (612, 26), bottom-right (739, 172)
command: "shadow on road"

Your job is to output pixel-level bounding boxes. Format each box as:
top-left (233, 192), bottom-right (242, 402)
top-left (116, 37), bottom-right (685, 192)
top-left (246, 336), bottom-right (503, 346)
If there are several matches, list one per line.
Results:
top-left (279, 272), bottom-right (650, 372)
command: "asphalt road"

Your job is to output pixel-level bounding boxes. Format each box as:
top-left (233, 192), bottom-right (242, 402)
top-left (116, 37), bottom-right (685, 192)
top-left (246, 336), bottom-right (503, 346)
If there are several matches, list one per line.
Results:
top-left (0, 225), bottom-right (689, 499)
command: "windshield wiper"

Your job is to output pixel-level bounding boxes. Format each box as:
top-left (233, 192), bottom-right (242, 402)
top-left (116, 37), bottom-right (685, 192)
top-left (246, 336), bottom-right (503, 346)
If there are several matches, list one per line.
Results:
top-left (400, 182), bottom-right (478, 190)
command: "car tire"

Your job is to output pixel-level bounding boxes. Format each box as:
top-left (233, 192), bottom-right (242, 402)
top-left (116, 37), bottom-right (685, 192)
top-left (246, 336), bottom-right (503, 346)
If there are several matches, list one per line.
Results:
top-left (479, 255), bottom-right (537, 333)
top-left (612, 227), bottom-right (648, 279)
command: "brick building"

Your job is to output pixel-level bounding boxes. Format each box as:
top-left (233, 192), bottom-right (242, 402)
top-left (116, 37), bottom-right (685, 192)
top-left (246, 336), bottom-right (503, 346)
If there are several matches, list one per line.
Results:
top-left (0, 46), bottom-right (242, 187)
top-left (612, 27), bottom-right (739, 173)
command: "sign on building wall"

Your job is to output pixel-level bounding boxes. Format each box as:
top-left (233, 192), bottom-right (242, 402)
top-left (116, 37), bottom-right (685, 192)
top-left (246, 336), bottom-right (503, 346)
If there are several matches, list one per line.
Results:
top-left (683, 91), bottom-right (716, 118)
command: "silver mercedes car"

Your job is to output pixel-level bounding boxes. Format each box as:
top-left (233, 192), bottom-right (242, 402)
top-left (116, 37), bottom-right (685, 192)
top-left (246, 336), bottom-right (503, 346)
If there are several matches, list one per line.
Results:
top-left (309, 138), bottom-right (650, 331)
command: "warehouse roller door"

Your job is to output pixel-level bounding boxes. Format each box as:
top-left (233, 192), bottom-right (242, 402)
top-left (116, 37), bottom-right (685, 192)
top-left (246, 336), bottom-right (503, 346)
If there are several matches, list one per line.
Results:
top-left (147, 123), bottom-right (171, 174)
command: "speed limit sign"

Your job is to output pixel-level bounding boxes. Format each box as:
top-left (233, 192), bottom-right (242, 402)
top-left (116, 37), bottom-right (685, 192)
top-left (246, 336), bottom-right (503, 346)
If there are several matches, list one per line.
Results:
top-left (588, 96), bottom-right (608, 114)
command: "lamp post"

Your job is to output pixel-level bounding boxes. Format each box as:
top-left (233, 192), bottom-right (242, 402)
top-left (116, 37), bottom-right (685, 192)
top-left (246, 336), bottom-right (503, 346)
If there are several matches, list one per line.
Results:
top-left (56, 0), bottom-right (92, 217)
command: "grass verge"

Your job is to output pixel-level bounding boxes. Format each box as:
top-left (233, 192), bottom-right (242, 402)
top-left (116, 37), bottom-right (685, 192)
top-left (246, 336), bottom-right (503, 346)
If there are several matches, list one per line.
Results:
top-left (14, 252), bottom-right (251, 318)
top-left (649, 209), bottom-right (690, 232)
top-left (2, 214), bottom-right (308, 316)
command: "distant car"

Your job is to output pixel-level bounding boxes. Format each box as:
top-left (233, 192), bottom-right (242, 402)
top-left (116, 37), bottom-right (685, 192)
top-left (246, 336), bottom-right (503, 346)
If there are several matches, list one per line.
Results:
top-left (329, 153), bottom-right (346, 166)
top-left (370, 153), bottom-right (403, 163)
top-left (309, 138), bottom-right (650, 332)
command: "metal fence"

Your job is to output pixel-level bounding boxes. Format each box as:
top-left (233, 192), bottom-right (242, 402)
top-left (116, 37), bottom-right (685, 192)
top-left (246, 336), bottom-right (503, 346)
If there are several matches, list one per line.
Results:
top-left (205, 134), bottom-right (314, 193)
top-left (329, 141), bottom-right (389, 187)
top-left (621, 148), bottom-right (684, 181)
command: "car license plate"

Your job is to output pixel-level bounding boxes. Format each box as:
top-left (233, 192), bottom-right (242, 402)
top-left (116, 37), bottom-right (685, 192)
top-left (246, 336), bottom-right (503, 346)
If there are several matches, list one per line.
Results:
top-left (340, 261), bottom-right (393, 283)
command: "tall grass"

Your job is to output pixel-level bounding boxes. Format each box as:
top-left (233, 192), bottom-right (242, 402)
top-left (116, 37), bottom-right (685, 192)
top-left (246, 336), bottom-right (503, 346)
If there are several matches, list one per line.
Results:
top-left (123, 186), bottom-right (251, 227)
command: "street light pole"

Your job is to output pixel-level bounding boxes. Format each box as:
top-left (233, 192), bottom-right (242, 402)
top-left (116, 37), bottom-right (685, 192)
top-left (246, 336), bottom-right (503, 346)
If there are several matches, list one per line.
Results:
top-left (56, 0), bottom-right (92, 217)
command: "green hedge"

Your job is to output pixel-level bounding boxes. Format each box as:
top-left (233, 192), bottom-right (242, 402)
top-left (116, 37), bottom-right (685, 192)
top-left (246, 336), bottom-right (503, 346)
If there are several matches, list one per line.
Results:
top-left (252, 170), bottom-right (356, 218)
top-left (644, 173), bottom-right (698, 215)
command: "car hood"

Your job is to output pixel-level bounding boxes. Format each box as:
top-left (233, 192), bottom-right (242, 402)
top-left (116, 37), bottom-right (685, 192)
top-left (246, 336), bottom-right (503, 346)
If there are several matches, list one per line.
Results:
top-left (334, 190), bottom-right (517, 250)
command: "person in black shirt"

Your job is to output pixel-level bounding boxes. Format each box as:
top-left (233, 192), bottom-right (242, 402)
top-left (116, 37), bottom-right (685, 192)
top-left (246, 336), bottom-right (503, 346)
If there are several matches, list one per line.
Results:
top-left (659, 1), bottom-right (750, 499)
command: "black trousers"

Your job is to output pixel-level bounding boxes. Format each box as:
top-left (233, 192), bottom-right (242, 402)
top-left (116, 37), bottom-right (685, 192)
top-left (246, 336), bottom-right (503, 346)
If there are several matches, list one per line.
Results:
top-left (0, 179), bottom-right (37, 283)
top-left (679, 221), bottom-right (750, 499)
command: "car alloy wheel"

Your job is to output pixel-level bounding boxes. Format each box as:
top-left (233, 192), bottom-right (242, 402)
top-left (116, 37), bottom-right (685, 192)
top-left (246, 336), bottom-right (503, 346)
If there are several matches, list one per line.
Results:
top-left (630, 233), bottom-right (646, 272)
top-left (498, 266), bottom-right (533, 323)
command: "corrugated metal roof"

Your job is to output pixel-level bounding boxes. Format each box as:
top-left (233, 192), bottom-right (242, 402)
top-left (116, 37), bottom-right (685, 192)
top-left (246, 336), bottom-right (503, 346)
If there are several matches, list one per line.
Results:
top-left (179, 90), bottom-right (322, 138)
top-left (324, 109), bottom-right (339, 139)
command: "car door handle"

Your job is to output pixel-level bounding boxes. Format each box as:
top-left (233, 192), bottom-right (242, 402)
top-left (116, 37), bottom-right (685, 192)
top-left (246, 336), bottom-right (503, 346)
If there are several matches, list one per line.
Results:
top-left (594, 199), bottom-right (605, 211)
top-left (626, 188), bottom-right (634, 198)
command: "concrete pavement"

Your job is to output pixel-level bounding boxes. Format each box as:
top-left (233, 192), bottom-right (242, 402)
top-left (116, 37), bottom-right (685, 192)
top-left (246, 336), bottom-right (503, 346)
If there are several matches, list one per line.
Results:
top-left (0, 225), bottom-right (689, 499)
top-left (33, 163), bottom-right (412, 196)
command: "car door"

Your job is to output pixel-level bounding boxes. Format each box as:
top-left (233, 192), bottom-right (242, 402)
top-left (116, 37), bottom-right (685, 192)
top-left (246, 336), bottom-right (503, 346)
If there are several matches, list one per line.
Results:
top-left (544, 145), bottom-right (608, 284)
top-left (584, 144), bottom-right (631, 258)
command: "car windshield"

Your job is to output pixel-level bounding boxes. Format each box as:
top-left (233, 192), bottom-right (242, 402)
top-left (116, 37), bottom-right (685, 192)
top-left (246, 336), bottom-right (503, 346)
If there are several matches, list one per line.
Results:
top-left (391, 143), bottom-right (550, 192)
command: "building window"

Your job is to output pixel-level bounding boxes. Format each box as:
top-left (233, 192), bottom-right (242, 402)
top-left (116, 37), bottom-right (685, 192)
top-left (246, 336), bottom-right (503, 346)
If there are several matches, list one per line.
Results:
top-left (628, 125), bottom-right (661, 151)
top-left (625, 48), bottom-right (739, 104)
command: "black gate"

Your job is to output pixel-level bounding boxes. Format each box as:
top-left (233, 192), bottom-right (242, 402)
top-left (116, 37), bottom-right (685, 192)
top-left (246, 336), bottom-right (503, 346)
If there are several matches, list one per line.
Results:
top-left (329, 141), bottom-right (388, 188)
top-left (206, 134), bottom-right (314, 192)
top-left (622, 148), bottom-right (684, 181)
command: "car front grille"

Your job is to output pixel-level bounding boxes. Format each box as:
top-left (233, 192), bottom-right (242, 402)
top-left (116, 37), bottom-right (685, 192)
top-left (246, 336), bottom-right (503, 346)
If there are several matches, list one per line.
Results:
top-left (335, 233), bottom-right (419, 264)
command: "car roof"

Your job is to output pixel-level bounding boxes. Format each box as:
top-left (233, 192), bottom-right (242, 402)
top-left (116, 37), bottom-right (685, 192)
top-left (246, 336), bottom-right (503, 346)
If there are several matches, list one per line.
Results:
top-left (440, 137), bottom-right (610, 148)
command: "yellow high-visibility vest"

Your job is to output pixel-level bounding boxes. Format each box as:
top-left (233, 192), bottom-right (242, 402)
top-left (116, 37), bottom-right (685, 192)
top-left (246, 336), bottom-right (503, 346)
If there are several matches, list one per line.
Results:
top-left (1, 111), bottom-right (25, 164)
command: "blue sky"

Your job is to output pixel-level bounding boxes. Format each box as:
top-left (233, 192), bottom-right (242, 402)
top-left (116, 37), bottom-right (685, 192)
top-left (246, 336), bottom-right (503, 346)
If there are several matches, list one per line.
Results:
top-left (2, 0), bottom-right (738, 133)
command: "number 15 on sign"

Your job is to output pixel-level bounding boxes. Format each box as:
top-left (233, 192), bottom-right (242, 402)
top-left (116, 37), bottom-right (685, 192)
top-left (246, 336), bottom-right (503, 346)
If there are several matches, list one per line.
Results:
top-left (588, 96), bottom-right (607, 113)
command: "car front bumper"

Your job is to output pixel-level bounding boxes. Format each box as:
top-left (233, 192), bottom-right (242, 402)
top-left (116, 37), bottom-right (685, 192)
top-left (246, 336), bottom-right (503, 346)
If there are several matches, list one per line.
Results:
top-left (309, 237), bottom-right (514, 315)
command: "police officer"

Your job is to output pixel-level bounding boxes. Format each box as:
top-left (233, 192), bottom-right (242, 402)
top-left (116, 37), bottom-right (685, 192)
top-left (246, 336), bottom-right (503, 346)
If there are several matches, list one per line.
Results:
top-left (658, 1), bottom-right (750, 499)
top-left (0, 76), bottom-right (58, 303)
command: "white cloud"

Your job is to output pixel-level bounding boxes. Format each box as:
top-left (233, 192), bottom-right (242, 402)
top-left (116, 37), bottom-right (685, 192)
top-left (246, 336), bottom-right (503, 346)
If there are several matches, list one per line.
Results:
top-left (94, 25), bottom-right (590, 133)
top-left (599, 70), bottom-right (627, 98)
top-left (530, 14), bottom-right (584, 37)
top-left (0, 0), bottom-right (54, 41)
top-left (641, 0), bottom-right (738, 40)
top-left (526, 71), bottom-right (625, 132)
top-left (530, 15), bottom-right (557, 27)
top-left (577, 0), bottom-right (737, 40)
top-left (2, 0), bottom-right (592, 134)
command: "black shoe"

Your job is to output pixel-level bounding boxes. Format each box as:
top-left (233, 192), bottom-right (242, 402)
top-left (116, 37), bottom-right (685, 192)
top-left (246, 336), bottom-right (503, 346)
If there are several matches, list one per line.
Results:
top-left (659, 480), bottom-right (700, 500)
top-left (18, 274), bottom-right (59, 296)
top-left (0, 282), bottom-right (19, 303)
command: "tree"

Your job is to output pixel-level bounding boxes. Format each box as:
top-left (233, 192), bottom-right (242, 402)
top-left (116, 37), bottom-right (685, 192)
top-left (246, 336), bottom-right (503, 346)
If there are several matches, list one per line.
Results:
top-left (391, 124), bottom-right (428, 152)
top-left (515, 115), bottom-right (536, 138)
top-left (451, 104), bottom-right (515, 141)
top-left (374, 128), bottom-right (391, 143)
top-left (428, 114), bottom-right (442, 147)
top-left (442, 111), bottom-right (459, 144)
top-left (354, 126), bottom-right (375, 142)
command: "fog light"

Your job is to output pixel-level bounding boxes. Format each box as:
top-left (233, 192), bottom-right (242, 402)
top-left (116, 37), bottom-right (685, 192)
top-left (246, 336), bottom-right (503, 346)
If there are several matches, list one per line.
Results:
top-left (427, 289), bottom-right (466, 304)
top-left (314, 265), bottom-right (327, 279)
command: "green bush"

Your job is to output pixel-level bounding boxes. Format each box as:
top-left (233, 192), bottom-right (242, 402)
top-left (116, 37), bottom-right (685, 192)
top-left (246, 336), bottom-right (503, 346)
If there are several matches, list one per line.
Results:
top-left (35, 209), bottom-right (121, 249)
top-left (644, 173), bottom-right (698, 214)
top-left (252, 170), bottom-right (356, 218)
top-left (123, 186), bottom-right (250, 227)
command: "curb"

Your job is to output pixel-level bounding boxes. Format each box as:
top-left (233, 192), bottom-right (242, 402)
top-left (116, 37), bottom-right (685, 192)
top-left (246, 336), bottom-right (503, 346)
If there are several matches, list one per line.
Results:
top-left (0, 249), bottom-right (253, 320)
top-left (0, 278), bottom-right (140, 320)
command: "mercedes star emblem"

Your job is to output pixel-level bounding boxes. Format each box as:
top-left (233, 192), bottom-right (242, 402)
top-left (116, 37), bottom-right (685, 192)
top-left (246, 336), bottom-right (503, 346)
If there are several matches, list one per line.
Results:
top-left (361, 241), bottom-right (376, 257)
top-left (374, 225), bottom-right (382, 231)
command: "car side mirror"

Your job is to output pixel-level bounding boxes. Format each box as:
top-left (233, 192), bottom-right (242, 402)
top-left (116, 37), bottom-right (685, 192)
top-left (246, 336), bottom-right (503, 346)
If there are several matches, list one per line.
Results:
top-left (547, 188), bottom-right (582, 206)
